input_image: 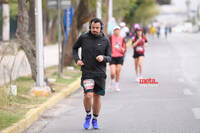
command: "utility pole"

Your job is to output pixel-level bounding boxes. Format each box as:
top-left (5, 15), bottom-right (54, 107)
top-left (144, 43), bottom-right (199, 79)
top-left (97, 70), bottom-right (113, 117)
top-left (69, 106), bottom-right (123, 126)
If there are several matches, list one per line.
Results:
top-left (197, 3), bottom-right (200, 26)
top-left (32, 0), bottom-right (51, 96)
top-left (197, 3), bottom-right (200, 19)
top-left (35, 0), bottom-right (45, 86)
top-left (107, 0), bottom-right (113, 35)
top-left (108, 0), bottom-right (113, 22)
top-left (96, 0), bottom-right (102, 19)
top-left (58, 0), bottom-right (62, 78)
top-left (185, 0), bottom-right (191, 20)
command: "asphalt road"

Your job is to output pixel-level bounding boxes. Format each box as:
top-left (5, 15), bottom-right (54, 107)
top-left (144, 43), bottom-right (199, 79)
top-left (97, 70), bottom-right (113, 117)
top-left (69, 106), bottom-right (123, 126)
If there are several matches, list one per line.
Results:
top-left (25, 32), bottom-right (200, 133)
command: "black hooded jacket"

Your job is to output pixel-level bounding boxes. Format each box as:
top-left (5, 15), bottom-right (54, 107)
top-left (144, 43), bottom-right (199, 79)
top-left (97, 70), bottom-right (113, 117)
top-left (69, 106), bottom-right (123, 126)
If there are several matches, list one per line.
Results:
top-left (73, 31), bottom-right (111, 79)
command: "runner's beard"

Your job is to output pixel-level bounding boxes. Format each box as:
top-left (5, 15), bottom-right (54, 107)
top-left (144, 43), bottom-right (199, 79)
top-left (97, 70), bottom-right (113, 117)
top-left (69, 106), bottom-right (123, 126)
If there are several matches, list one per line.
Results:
top-left (92, 31), bottom-right (100, 36)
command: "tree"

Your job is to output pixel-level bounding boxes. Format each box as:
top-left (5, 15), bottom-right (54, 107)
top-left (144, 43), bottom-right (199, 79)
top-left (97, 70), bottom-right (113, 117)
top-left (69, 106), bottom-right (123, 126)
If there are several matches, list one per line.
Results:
top-left (62, 0), bottom-right (95, 66)
top-left (0, 0), bottom-right (8, 3)
top-left (113, 0), bottom-right (136, 21)
top-left (124, 0), bottom-right (158, 25)
top-left (16, 0), bottom-right (54, 92)
top-left (133, 0), bottom-right (158, 24)
top-left (42, 0), bottom-right (48, 44)
top-left (156, 0), bottom-right (171, 5)
top-left (29, 0), bottom-right (35, 41)
top-left (62, 0), bottom-right (158, 66)
top-left (16, 0), bottom-right (37, 81)
top-left (46, 14), bottom-right (57, 44)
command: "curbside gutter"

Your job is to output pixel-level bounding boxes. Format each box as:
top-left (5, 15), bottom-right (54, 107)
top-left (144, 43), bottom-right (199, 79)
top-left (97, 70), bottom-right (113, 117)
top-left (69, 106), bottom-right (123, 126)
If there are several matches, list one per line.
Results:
top-left (0, 77), bottom-right (81, 133)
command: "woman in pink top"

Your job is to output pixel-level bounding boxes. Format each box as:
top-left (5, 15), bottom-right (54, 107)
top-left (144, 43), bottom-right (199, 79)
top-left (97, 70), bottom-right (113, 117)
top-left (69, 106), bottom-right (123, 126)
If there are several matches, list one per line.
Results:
top-left (109, 26), bottom-right (126, 91)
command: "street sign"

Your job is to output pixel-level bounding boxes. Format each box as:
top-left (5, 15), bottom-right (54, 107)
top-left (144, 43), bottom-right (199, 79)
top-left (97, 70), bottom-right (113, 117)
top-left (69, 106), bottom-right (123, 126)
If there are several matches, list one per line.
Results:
top-left (64, 7), bottom-right (74, 43)
top-left (48, 0), bottom-right (71, 9)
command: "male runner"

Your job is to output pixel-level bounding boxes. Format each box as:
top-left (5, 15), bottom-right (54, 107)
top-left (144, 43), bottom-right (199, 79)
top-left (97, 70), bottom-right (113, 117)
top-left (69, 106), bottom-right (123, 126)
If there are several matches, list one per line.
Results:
top-left (73, 18), bottom-right (111, 129)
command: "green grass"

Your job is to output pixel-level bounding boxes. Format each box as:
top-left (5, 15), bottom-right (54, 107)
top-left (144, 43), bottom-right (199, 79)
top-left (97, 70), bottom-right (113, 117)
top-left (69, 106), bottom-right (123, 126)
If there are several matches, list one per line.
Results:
top-left (15, 77), bottom-right (33, 82)
top-left (0, 110), bottom-right (24, 130)
top-left (0, 87), bottom-right (9, 107)
top-left (56, 74), bottom-right (80, 84)
top-left (53, 70), bottom-right (81, 91)
top-left (46, 65), bottom-right (57, 71)
top-left (52, 71), bottom-right (58, 77)
top-left (0, 65), bottom-right (81, 131)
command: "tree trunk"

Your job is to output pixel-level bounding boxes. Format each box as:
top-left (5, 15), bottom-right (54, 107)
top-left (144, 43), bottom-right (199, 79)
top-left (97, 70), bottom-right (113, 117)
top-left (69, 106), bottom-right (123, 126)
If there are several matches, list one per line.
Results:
top-left (17, 0), bottom-right (54, 92)
top-left (16, 0), bottom-right (37, 81)
top-left (63, 0), bottom-right (92, 66)
top-left (46, 15), bottom-right (57, 44)
top-left (42, 0), bottom-right (47, 45)
top-left (16, 0), bottom-right (35, 81)
top-left (29, 0), bottom-right (35, 41)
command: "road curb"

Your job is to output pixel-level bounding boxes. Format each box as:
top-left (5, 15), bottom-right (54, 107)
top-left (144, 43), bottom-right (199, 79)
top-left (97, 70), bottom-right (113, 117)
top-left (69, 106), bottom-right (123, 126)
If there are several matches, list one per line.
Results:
top-left (1, 77), bottom-right (81, 133)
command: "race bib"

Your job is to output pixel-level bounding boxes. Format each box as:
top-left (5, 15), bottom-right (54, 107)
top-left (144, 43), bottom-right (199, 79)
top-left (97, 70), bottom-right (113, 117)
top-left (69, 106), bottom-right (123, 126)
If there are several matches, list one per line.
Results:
top-left (136, 46), bottom-right (144, 52)
top-left (83, 79), bottom-right (95, 90)
top-left (136, 46), bottom-right (144, 54)
top-left (114, 43), bottom-right (120, 49)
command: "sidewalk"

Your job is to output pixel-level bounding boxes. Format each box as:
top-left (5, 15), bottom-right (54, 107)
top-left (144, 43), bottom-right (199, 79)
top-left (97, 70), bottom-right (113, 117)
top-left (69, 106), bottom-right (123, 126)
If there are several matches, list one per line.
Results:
top-left (0, 44), bottom-right (59, 85)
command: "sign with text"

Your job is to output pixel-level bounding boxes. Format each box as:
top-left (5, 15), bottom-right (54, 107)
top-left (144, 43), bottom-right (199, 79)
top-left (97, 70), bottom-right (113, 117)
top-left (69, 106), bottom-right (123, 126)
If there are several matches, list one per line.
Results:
top-left (48, 0), bottom-right (71, 9)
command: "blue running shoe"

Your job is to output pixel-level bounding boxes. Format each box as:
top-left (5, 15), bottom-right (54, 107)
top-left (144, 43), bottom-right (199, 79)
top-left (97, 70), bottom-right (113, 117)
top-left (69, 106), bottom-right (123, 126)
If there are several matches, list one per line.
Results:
top-left (92, 119), bottom-right (99, 129)
top-left (83, 115), bottom-right (91, 129)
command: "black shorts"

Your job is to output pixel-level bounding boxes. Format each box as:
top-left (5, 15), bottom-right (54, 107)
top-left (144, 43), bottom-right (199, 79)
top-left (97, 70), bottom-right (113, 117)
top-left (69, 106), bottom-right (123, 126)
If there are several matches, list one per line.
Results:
top-left (110, 57), bottom-right (124, 65)
top-left (133, 52), bottom-right (144, 58)
top-left (81, 78), bottom-right (106, 96)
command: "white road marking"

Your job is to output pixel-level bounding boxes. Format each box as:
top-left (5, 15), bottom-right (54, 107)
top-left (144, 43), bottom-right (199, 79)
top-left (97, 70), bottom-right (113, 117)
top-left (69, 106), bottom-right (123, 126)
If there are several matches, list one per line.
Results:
top-left (183, 89), bottom-right (193, 95)
top-left (192, 108), bottom-right (200, 119)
